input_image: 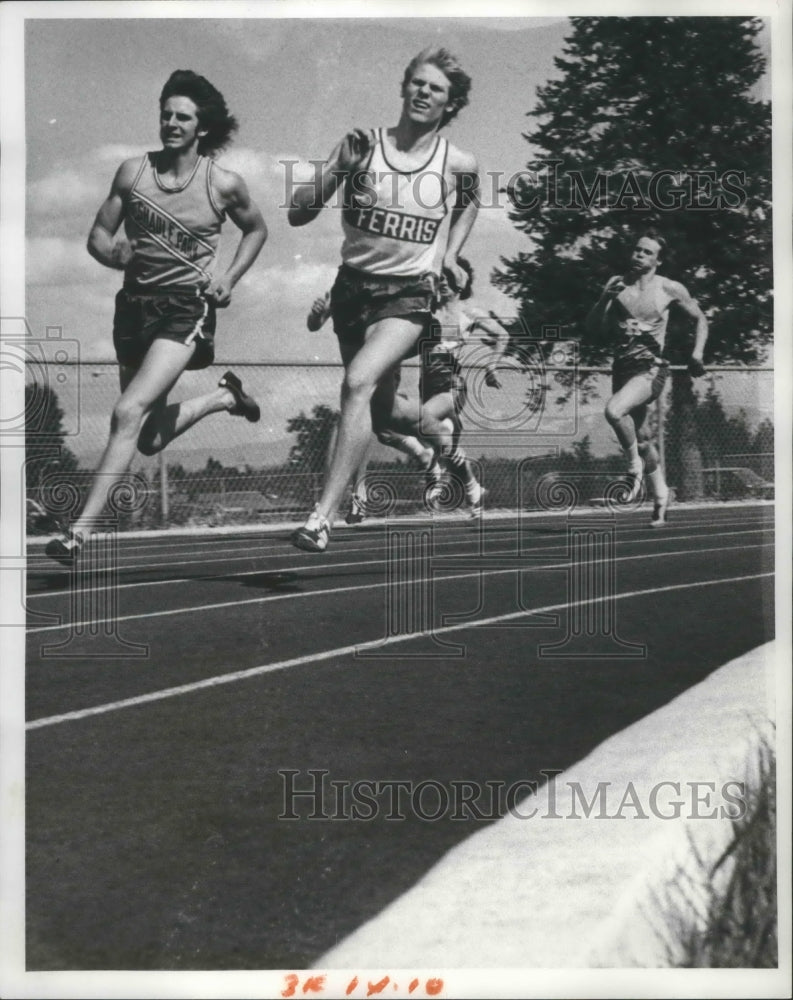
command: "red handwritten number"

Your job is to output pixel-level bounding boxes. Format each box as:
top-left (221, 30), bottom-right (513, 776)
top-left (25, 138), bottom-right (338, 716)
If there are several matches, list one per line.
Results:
top-left (303, 975), bottom-right (326, 994)
top-left (282, 974), bottom-right (300, 998)
top-left (340, 973), bottom-right (443, 997)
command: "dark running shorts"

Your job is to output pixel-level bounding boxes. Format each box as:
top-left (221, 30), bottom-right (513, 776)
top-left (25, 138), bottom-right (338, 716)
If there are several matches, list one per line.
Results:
top-left (112, 287), bottom-right (217, 371)
top-left (330, 265), bottom-right (437, 350)
top-left (420, 350), bottom-right (467, 410)
top-left (612, 357), bottom-right (670, 397)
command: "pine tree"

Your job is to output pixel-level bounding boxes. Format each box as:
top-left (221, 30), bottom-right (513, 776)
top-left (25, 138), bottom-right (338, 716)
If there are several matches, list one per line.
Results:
top-left (24, 382), bottom-right (79, 496)
top-left (286, 404), bottom-right (340, 473)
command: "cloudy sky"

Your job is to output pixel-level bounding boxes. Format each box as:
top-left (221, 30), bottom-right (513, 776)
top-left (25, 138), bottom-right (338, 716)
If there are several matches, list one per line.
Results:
top-left (22, 11), bottom-right (574, 366)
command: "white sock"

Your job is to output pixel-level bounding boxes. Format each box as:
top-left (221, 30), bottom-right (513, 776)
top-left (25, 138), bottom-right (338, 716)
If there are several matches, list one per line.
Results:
top-left (625, 441), bottom-right (641, 474)
top-left (647, 467), bottom-right (668, 502)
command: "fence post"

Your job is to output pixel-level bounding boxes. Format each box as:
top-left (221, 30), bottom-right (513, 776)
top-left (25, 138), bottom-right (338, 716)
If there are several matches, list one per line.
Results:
top-left (656, 390), bottom-right (666, 476)
top-left (159, 450), bottom-right (169, 527)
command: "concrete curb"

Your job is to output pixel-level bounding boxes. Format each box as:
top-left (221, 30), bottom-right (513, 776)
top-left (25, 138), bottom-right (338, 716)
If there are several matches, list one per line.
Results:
top-left (318, 642), bottom-right (776, 969)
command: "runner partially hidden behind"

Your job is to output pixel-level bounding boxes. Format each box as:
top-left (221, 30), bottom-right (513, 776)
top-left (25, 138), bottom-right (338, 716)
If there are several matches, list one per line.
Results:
top-left (288, 46), bottom-right (479, 552)
top-left (419, 257), bottom-right (509, 518)
top-left (586, 231), bottom-right (709, 527)
top-left (46, 70), bottom-right (267, 565)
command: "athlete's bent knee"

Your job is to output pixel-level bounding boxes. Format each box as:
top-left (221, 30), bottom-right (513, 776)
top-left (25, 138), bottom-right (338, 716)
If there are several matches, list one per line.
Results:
top-left (342, 368), bottom-right (377, 401)
top-left (111, 397), bottom-right (147, 437)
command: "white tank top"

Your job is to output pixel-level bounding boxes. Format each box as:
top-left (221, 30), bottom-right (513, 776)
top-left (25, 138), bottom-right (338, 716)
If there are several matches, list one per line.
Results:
top-left (340, 129), bottom-right (452, 277)
top-left (614, 274), bottom-right (675, 351)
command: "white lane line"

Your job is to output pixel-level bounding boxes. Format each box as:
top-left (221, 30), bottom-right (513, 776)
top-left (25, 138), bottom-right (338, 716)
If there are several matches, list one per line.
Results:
top-left (27, 571), bottom-right (774, 730)
top-left (26, 512), bottom-right (774, 575)
top-left (26, 539), bottom-right (774, 636)
top-left (25, 526), bottom-right (773, 601)
top-left (27, 506), bottom-right (773, 557)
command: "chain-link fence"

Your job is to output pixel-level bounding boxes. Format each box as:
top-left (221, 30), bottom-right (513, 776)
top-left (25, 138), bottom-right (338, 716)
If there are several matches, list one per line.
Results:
top-left (24, 358), bottom-right (774, 533)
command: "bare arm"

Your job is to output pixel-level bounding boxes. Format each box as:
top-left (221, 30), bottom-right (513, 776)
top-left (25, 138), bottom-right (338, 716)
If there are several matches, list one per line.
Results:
top-left (585, 276), bottom-right (625, 335)
top-left (443, 148), bottom-right (479, 290)
top-left (288, 129), bottom-right (372, 227)
top-left (307, 291), bottom-right (332, 332)
top-left (206, 168), bottom-right (268, 307)
top-left (86, 159), bottom-right (138, 269)
top-left (469, 311), bottom-right (510, 387)
top-left (667, 279), bottom-right (709, 364)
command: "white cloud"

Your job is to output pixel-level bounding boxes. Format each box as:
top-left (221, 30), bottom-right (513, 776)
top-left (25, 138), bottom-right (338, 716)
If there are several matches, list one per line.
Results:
top-left (242, 261), bottom-right (337, 301)
top-left (28, 170), bottom-right (98, 216)
top-left (26, 236), bottom-right (97, 286)
top-left (220, 147), bottom-right (327, 211)
top-left (27, 149), bottom-right (145, 229)
top-left (95, 144), bottom-right (149, 164)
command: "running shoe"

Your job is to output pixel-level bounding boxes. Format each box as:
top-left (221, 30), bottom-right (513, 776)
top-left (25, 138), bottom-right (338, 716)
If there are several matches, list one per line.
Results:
top-left (345, 494), bottom-right (366, 525)
top-left (292, 506), bottom-right (331, 552)
top-left (466, 481), bottom-right (487, 518)
top-left (650, 493), bottom-right (670, 528)
top-left (45, 528), bottom-right (84, 566)
top-left (219, 370), bottom-right (261, 423)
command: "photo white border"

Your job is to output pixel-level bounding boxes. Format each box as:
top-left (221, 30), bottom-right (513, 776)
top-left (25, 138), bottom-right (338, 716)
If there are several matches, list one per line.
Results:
top-left (2, 1), bottom-right (790, 998)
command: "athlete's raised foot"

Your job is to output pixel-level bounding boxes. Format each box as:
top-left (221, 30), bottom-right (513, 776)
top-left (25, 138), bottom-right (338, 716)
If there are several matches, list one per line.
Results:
top-left (219, 370), bottom-right (261, 423)
top-left (292, 506), bottom-right (331, 552)
top-left (650, 494), bottom-right (670, 528)
top-left (45, 529), bottom-right (84, 566)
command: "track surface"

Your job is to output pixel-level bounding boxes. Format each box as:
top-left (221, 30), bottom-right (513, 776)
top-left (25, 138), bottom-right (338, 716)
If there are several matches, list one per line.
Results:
top-left (25, 505), bottom-right (775, 969)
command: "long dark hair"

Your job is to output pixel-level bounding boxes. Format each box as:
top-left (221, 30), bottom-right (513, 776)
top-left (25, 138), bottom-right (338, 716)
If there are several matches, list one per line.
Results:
top-left (160, 70), bottom-right (238, 156)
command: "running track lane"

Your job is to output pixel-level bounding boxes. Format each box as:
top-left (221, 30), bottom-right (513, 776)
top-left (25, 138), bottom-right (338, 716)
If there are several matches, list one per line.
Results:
top-left (25, 507), bottom-right (774, 718)
top-left (25, 506), bottom-right (775, 968)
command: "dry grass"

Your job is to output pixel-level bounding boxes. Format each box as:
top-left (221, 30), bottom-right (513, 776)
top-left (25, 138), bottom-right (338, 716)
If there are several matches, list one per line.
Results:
top-left (655, 734), bottom-right (777, 968)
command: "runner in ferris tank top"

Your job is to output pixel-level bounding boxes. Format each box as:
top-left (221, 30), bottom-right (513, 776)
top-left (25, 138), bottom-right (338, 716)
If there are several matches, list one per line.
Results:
top-left (340, 128), bottom-right (452, 278)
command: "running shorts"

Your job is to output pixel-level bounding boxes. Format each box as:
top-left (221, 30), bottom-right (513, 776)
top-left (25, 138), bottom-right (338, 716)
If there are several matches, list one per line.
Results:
top-left (420, 349), bottom-right (467, 410)
top-left (112, 286), bottom-right (217, 371)
top-left (612, 356), bottom-right (670, 397)
top-left (330, 264), bottom-right (437, 350)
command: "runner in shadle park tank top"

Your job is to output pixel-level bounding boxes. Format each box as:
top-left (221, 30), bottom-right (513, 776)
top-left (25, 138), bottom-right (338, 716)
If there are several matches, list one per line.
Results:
top-left (124, 151), bottom-right (224, 290)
